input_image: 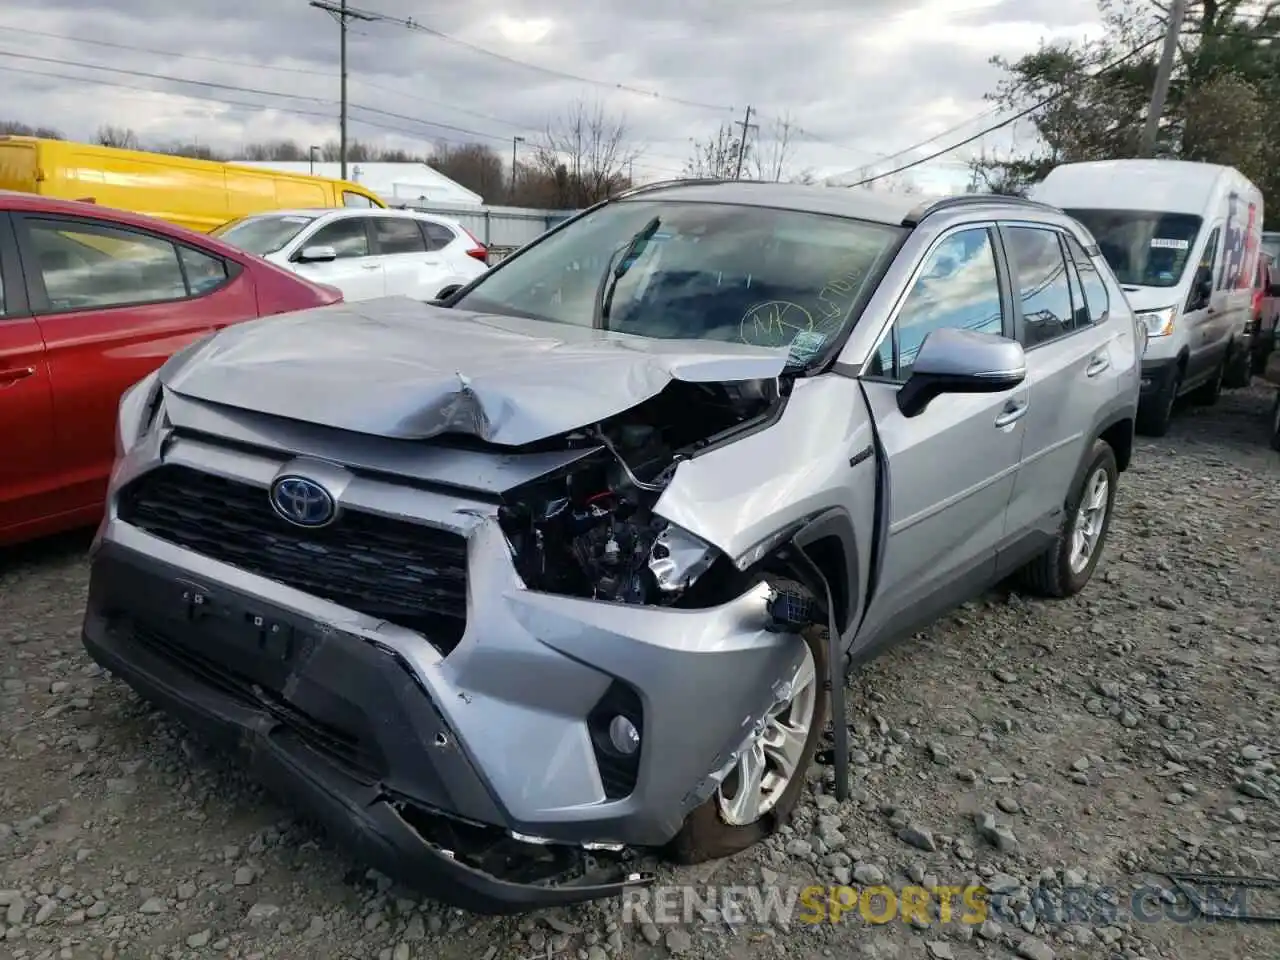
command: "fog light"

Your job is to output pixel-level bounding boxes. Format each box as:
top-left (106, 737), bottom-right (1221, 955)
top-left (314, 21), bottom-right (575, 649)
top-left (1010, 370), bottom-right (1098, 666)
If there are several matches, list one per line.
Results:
top-left (608, 715), bottom-right (640, 755)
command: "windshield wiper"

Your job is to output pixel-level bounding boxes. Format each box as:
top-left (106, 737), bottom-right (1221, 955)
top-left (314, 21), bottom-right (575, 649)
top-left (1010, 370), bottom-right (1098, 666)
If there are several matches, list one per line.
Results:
top-left (594, 216), bottom-right (661, 328)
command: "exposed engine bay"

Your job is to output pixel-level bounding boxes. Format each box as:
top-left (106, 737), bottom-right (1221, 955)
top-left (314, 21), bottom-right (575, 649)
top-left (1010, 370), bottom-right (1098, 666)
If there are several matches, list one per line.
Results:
top-left (498, 377), bottom-right (784, 606)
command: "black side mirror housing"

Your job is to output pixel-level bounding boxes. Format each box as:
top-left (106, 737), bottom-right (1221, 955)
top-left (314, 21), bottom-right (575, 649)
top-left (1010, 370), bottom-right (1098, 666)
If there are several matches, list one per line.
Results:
top-left (896, 327), bottom-right (1027, 418)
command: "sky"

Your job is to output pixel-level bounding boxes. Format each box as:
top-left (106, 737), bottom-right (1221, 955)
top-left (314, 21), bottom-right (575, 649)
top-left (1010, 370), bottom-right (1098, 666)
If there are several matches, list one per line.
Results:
top-left (0, 0), bottom-right (1109, 200)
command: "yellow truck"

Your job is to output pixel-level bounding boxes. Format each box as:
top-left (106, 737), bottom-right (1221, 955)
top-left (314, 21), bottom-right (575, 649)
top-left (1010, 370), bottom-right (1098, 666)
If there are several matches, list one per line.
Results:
top-left (0, 136), bottom-right (385, 232)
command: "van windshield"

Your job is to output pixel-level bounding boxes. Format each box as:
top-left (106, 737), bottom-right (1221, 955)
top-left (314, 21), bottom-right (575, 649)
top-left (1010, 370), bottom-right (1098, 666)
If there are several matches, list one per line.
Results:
top-left (212, 213), bottom-right (319, 255)
top-left (1062, 208), bottom-right (1202, 288)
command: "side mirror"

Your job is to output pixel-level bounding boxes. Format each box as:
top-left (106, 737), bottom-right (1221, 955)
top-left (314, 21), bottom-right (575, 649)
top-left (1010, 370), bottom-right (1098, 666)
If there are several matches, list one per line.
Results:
top-left (897, 327), bottom-right (1026, 418)
top-left (295, 244), bottom-right (337, 263)
top-left (1268, 282), bottom-right (1280, 297)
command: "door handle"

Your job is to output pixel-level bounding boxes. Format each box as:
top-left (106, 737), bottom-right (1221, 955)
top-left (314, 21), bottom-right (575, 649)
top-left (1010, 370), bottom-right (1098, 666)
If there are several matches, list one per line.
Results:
top-left (0, 366), bottom-right (35, 386)
top-left (994, 399), bottom-right (1029, 428)
top-left (1086, 354), bottom-right (1110, 377)
top-left (360, 263), bottom-right (381, 271)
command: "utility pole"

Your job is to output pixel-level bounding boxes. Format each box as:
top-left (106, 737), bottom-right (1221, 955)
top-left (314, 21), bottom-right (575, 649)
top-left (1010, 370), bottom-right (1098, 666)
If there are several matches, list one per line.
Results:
top-left (733, 105), bottom-right (757, 180)
top-left (310, 0), bottom-right (376, 179)
top-left (510, 135), bottom-right (524, 199)
top-left (1140, 0), bottom-right (1187, 158)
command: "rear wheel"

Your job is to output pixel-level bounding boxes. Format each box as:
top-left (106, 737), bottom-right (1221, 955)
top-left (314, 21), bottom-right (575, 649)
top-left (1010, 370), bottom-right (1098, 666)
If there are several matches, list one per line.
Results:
top-left (666, 626), bottom-right (828, 864)
top-left (1018, 439), bottom-right (1118, 598)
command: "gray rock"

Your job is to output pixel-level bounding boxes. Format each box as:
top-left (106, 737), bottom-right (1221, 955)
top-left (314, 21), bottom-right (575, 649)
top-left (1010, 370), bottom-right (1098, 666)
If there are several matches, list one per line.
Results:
top-left (853, 863), bottom-right (885, 885)
top-left (665, 928), bottom-right (692, 954)
top-left (1016, 936), bottom-right (1054, 960)
top-left (898, 825), bottom-right (936, 852)
top-left (137, 897), bottom-right (166, 915)
top-left (186, 930), bottom-right (211, 949)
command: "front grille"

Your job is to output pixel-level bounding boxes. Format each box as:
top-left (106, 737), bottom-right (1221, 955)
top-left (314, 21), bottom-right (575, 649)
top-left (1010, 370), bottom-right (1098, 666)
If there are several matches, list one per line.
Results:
top-left (118, 465), bottom-right (468, 654)
top-left (123, 619), bottom-right (384, 782)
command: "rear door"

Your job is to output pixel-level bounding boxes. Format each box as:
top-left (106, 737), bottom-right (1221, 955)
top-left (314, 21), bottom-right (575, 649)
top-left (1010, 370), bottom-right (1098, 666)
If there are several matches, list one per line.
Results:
top-left (289, 216), bottom-right (386, 301)
top-left (0, 212), bottom-right (60, 539)
top-left (999, 223), bottom-right (1118, 566)
top-left (854, 223), bottom-right (1026, 652)
top-left (371, 215), bottom-right (448, 299)
top-left (14, 212), bottom-right (254, 511)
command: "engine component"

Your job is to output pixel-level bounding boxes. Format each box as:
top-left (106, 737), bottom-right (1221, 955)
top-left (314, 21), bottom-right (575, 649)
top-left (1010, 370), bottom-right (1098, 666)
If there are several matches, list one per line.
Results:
top-left (497, 378), bottom-right (783, 607)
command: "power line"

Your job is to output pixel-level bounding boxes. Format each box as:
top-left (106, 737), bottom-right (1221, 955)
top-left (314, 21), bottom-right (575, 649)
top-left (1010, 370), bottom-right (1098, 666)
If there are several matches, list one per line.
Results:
top-left (330, 2), bottom-right (737, 114)
top-left (0, 21), bottom-right (594, 139)
top-left (847, 33), bottom-right (1167, 187)
top-left (0, 61), bottom-right (692, 176)
top-left (0, 24), bottom-right (333, 77)
top-left (0, 48), bottom-right (527, 145)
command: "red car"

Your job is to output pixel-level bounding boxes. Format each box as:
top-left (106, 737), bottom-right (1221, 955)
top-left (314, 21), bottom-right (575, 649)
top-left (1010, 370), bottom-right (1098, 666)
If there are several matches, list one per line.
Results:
top-left (0, 191), bottom-right (342, 547)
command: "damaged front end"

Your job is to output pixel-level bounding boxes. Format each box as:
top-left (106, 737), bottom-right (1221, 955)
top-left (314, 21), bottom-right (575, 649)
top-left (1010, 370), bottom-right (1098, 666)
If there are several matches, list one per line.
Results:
top-left (91, 349), bottom-right (846, 912)
top-left (498, 376), bottom-right (786, 608)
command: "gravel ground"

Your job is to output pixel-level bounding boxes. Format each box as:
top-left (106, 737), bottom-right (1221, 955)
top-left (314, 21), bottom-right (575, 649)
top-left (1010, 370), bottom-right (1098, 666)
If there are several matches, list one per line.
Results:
top-left (2, 383), bottom-right (1278, 960)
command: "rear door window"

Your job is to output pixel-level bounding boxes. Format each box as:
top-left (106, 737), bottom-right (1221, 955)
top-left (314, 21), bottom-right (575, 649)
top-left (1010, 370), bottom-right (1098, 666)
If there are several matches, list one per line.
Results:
top-left (373, 217), bottom-right (428, 255)
top-left (1064, 234), bottom-right (1109, 324)
top-left (1003, 225), bottom-right (1076, 348)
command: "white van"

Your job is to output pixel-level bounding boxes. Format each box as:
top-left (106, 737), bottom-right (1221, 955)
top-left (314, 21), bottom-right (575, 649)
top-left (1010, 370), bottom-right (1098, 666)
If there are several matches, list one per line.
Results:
top-left (1031, 159), bottom-right (1262, 435)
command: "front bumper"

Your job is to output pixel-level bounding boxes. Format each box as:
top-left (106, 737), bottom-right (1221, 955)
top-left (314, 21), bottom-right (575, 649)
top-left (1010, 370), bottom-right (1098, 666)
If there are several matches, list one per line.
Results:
top-left (84, 548), bottom-right (651, 912)
top-left (83, 460), bottom-right (802, 909)
top-left (1139, 356), bottom-right (1180, 398)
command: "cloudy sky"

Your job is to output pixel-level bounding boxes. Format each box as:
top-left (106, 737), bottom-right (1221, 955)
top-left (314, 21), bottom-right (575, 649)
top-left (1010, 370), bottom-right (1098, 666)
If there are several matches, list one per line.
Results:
top-left (0, 0), bottom-right (1107, 197)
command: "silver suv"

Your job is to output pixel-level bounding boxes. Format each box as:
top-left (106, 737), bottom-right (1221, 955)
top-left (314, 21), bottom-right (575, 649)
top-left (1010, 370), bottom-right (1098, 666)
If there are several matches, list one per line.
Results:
top-left (83, 181), bottom-right (1142, 914)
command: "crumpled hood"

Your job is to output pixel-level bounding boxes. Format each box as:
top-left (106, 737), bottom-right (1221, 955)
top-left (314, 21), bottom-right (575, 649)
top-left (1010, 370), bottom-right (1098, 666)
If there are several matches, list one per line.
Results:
top-left (159, 297), bottom-right (791, 445)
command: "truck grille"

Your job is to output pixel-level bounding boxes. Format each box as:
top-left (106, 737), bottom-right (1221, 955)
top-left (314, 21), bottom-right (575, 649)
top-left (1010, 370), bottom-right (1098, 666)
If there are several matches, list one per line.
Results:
top-left (118, 465), bottom-right (468, 654)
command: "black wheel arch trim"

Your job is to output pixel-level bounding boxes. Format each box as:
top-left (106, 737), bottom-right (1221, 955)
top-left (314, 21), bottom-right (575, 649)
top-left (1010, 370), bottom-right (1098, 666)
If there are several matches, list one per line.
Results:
top-left (779, 506), bottom-right (864, 804)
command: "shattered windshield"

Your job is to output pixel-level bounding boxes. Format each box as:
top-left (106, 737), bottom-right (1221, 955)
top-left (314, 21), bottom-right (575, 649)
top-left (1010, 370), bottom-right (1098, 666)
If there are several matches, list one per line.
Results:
top-left (451, 199), bottom-right (904, 368)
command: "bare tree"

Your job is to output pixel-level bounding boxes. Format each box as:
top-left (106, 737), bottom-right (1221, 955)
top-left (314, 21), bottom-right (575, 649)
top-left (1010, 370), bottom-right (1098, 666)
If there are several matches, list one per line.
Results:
top-left (427, 142), bottom-right (505, 202)
top-left (241, 139), bottom-right (308, 162)
top-left (97, 125), bottom-right (139, 149)
top-left (154, 141), bottom-right (223, 161)
top-left (751, 111), bottom-right (798, 182)
top-left (0, 119), bottom-right (63, 139)
top-left (532, 100), bottom-right (641, 207)
top-left (683, 123), bottom-right (746, 179)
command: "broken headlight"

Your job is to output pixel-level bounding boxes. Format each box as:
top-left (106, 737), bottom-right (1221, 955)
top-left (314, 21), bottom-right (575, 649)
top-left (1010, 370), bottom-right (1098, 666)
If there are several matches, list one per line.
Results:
top-left (500, 486), bottom-right (722, 606)
top-left (114, 372), bottom-right (164, 457)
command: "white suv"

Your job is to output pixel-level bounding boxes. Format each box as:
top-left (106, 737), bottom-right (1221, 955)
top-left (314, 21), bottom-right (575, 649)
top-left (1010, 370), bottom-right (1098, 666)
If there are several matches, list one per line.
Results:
top-left (211, 208), bottom-right (489, 303)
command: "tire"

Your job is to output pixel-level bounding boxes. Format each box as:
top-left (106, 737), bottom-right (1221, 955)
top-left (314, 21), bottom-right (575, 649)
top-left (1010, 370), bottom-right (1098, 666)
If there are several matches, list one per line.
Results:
top-left (1190, 356), bottom-right (1225, 405)
top-left (665, 625), bottom-right (829, 864)
top-left (1270, 391), bottom-right (1280, 453)
top-left (1136, 367), bottom-right (1181, 436)
top-left (1018, 438), bottom-right (1119, 599)
top-left (1222, 339), bottom-right (1252, 390)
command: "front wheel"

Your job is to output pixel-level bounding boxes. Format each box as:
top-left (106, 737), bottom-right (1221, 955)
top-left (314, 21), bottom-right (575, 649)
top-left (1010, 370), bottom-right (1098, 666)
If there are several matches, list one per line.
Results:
top-left (1222, 339), bottom-right (1252, 389)
top-left (665, 626), bottom-right (829, 864)
top-left (1018, 439), bottom-right (1119, 598)
top-left (1270, 391), bottom-right (1280, 452)
top-left (1137, 368), bottom-right (1180, 436)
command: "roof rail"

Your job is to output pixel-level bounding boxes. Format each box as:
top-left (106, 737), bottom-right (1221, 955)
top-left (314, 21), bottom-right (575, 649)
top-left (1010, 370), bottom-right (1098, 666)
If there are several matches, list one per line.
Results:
top-left (902, 193), bottom-right (1062, 227)
top-left (612, 177), bottom-right (740, 200)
